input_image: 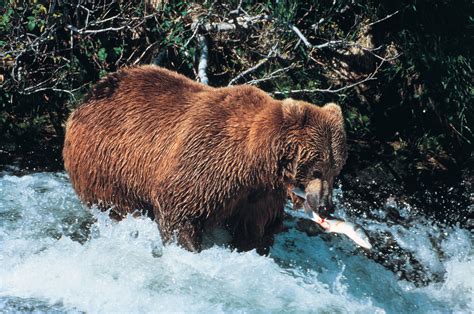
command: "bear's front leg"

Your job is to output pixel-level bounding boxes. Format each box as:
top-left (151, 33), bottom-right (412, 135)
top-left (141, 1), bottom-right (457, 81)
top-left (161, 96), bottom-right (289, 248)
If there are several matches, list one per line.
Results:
top-left (257, 214), bottom-right (286, 255)
top-left (230, 212), bottom-right (285, 255)
top-left (177, 220), bottom-right (203, 252)
top-left (228, 188), bottom-right (286, 255)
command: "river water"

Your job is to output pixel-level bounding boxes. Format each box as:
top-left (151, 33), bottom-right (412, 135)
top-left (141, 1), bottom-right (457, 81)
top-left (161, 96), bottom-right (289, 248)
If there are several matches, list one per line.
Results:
top-left (0, 172), bottom-right (472, 313)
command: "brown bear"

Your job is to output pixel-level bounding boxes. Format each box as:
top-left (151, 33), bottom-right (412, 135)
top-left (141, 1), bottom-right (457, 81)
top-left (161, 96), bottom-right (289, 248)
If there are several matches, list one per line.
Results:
top-left (63, 65), bottom-right (347, 253)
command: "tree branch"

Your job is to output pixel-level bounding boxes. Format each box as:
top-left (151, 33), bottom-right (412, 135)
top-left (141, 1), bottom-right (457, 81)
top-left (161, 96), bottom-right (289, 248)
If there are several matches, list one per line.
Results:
top-left (66, 24), bottom-right (126, 34)
top-left (197, 14), bottom-right (270, 33)
top-left (245, 65), bottom-right (296, 85)
top-left (273, 60), bottom-right (385, 96)
top-left (197, 34), bottom-right (209, 85)
top-left (228, 45), bottom-right (277, 86)
top-left (289, 24), bottom-right (312, 48)
top-left (19, 87), bottom-right (77, 100)
top-left (368, 10), bottom-right (400, 26)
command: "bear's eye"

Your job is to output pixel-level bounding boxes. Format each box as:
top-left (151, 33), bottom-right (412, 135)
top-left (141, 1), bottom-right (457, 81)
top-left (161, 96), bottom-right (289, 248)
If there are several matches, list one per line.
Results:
top-left (313, 170), bottom-right (322, 178)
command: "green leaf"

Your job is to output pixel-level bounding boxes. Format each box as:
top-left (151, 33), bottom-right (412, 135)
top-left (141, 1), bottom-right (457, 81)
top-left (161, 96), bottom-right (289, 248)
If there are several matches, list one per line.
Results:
top-left (113, 47), bottom-right (122, 55)
top-left (1, 12), bottom-right (11, 25)
top-left (27, 19), bottom-right (36, 31)
top-left (97, 48), bottom-right (107, 62)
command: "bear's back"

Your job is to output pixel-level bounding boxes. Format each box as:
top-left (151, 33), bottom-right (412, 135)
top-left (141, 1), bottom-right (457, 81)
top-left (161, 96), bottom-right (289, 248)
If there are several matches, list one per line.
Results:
top-left (63, 66), bottom-right (209, 211)
top-left (63, 66), bottom-right (280, 216)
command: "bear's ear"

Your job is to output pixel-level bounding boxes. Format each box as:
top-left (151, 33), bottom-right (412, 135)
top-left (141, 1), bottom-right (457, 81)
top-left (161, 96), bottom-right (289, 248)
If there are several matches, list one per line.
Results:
top-left (323, 102), bottom-right (343, 122)
top-left (282, 99), bottom-right (310, 129)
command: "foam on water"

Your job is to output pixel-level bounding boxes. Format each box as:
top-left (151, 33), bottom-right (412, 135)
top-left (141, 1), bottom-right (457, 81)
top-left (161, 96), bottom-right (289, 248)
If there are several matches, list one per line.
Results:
top-left (0, 172), bottom-right (472, 313)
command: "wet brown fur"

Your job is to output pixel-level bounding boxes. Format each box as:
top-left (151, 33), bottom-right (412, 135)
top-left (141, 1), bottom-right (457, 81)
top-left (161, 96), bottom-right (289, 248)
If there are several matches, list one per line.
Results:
top-left (63, 65), bottom-right (347, 253)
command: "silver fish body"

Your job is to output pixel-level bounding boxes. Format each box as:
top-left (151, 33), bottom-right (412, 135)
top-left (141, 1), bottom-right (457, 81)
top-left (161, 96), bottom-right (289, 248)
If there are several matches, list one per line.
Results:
top-left (311, 211), bottom-right (372, 249)
top-left (292, 187), bottom-right (372, 249)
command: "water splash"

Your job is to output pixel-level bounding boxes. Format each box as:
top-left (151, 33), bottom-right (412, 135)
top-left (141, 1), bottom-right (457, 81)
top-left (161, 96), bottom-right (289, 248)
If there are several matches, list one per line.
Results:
top-left (0, 172), bottom-right (472, 313)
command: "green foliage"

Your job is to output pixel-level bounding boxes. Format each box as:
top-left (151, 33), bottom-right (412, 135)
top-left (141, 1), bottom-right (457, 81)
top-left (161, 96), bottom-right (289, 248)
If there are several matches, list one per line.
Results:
top-left (368, 0), bottom-right (473, 157)
top-left (0, 0), bottom-right (193, 158)
top-left (97, 48), bottom-right (108, 62)
top-left (0, 0), bottom-right (471, 169)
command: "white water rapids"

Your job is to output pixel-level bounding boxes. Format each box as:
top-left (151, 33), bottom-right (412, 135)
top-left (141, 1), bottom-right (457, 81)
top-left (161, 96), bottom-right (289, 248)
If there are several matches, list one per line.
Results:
top-left (0, 172), bottom-right (472, 313)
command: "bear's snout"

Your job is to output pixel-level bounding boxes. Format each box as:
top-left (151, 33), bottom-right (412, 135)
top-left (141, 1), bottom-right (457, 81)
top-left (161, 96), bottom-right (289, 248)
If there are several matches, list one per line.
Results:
top-left (305, 179), bottom-right (334, 218)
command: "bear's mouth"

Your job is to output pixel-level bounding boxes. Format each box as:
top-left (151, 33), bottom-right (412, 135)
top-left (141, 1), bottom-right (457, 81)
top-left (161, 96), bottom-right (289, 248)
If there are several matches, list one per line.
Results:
top-left (304, 203), bottom-right (335, 220)
top-left (291, 186), bottom-right (306, 199)
top-left (291, 186), bottom-right (334, 219)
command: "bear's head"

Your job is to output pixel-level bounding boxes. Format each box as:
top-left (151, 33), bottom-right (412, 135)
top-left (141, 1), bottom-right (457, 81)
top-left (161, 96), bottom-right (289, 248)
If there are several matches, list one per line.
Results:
top-left (281, 99), bottom-right (347, 218)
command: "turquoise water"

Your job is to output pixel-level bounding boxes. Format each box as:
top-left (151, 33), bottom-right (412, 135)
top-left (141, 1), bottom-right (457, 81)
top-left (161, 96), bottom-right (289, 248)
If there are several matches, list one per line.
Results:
top-left (0, 172), bottom-right (472, 313)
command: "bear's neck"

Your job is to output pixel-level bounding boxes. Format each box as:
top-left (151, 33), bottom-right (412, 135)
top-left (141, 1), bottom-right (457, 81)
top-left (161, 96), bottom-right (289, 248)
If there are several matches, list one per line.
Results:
top-left (238, 101), bottom-right (287, 186)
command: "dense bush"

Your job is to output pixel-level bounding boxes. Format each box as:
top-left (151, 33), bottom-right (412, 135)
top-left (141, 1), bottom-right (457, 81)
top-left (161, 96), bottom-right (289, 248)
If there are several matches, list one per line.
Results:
top-left (0, 0), bottom-right (472, 173)
top-left (0, 0), bottom-right (191, 166)
top-left (369, 0), bottom-right (473, 161)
